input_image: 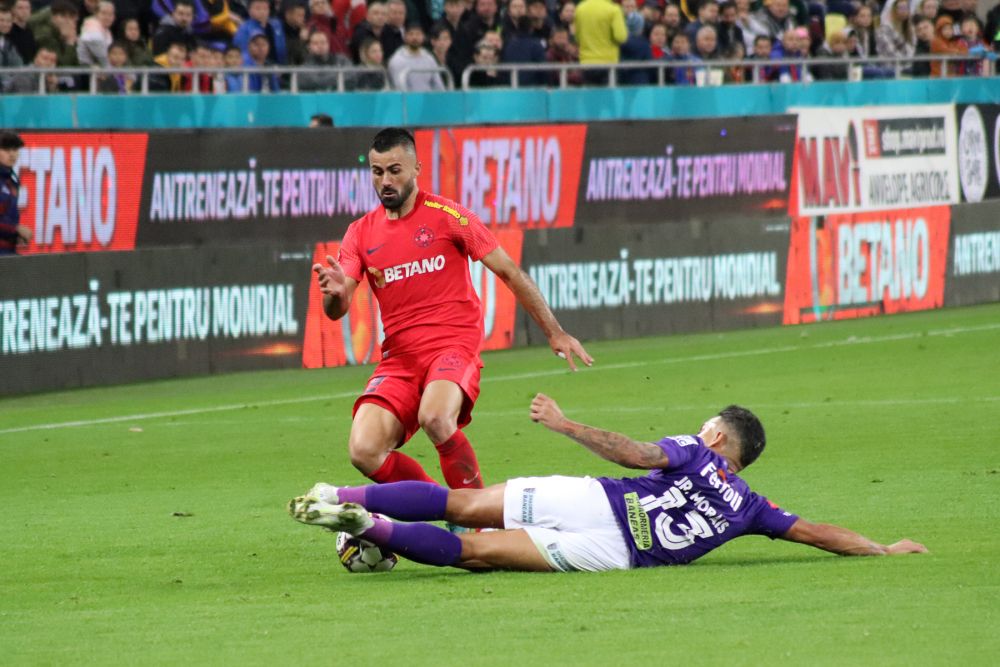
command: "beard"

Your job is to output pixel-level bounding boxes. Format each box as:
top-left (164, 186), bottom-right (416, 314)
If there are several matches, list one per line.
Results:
top-left (377, 178), bottom-right (415, 211)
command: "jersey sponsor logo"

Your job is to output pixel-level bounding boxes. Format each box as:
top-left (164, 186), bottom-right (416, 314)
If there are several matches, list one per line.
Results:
top-left (671, 435), bottom-right (700, 447)
top-left (423, 199), bottom-right (463, 220)
top-left (698, 461), bottom-right (745, 512)
top-left (545, 542), bottom-right (573, 572)
top-left (623, 492), bottom-right (653, 551)
top-left (413, 226), bottom-right (434, 247)
top-left (372, 254), bottom-right (447, 287)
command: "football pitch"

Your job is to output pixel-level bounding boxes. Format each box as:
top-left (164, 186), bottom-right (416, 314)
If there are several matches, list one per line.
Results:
top-left (2, 304), bottom-right (999, 665)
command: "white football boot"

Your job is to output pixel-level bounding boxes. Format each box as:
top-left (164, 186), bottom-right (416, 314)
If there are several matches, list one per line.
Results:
top-left (304, 482), bottom-right (341, 504)
top-left (287, 497), bottom-right (374, 535)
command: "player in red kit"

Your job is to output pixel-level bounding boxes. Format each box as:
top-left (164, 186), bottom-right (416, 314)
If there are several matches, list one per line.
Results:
top-left (312, 128), bottom-right (593, 493)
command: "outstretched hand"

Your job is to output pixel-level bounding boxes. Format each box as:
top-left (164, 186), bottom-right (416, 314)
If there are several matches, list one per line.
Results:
top-left (312, 255), bottom-right (347, 297)
top-left (530, 393), bottom-right (567, 432)
top-left (886, 539), bottom-right (928, 555)
top-left (549, 331), bottom-right (593, 372)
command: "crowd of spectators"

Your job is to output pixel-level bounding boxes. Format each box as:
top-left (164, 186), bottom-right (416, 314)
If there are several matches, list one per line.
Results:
top-left (0, 0), bottom-right (996, 93)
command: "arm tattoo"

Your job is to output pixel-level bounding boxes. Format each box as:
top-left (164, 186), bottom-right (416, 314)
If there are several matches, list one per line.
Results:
top-left (562, 422), bottom-right (669, 469)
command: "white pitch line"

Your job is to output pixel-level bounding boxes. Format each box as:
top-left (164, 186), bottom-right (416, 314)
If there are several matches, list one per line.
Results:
top-left (2, 321), bottom-right (997, 436)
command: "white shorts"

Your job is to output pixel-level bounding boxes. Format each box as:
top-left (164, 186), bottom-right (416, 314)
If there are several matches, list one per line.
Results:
top-left (503, 476), bottom-right (631, 572)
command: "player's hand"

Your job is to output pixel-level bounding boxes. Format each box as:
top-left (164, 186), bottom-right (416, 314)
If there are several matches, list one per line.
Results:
top-left (885, 539), bottom-right (928, 555)
top-left (549, 331), bottom-right (593, 372)
top-left (312, 255), bottom-right (347, 297)
top-left (530, 393), bottom-right (566, 431)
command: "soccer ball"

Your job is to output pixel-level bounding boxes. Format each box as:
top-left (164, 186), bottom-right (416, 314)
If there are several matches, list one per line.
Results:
top-left (335, 527), bottom-right (398, 573)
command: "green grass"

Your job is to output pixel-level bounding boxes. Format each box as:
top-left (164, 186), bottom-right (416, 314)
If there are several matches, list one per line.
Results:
top-left (2, 304), bottom-right (999, 666)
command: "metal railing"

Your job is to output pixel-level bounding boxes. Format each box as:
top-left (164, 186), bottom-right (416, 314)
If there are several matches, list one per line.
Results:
top-left (0, 53), bottom-right (992, 96)
top-left (399, 66), bottom-right (455, 91)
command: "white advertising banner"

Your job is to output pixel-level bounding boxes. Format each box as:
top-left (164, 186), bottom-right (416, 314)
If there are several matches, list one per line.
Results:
top-left (794, 105), bottom-right (959, 216)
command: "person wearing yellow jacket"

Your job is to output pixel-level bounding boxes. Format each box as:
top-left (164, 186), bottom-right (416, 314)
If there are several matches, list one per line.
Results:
top-left (573, 0), bottom-right (627, 80)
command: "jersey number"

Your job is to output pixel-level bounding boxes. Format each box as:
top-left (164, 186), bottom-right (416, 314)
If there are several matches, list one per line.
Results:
top-left (654, 510), bottom-right (713, 550)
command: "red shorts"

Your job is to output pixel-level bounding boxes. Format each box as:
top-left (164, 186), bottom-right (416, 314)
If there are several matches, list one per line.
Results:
top-left (353, 347), bottom-right (483, 445)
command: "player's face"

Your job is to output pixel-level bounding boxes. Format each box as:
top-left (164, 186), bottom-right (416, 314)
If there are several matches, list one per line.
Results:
top-left (369, 145), bottom-right (420, 211)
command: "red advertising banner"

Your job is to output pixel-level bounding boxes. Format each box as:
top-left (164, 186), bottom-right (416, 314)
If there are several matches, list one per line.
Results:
top-left (783, 206), bottom-right (950, 324)
top-left (414, 125), bottom-right (586, 229)
top-left (302, 229), bottom-right (524, 369)
top-left (17, 132), bottom-right (148, 254)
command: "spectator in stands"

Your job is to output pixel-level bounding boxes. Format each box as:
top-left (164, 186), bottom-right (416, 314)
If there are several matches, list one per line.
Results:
top-left (546, 23), bottom-right (583, 84)
top-left (150, 41), bottom-right (188, 91)
top-left (77, 0), bottom-right (114, 67)
top-left (911, 15), bottom-right (934, 76)
top-left (429, 24), bottom-right (456, 81)
top-left (29, 0), bottom-right (80, 67)
top-left (388, 23), bottom-right (445, 89)
top-left (557, 1), bottom-right (576, 35)
top-left (120, 18), bottom-right (154, 66)
top-left (732, 0), bottom-right (755, 51)
top-left (501, 0), bottom-right (527, 41)
top-left (384, 0), bottom-right (407, 56)
top-left (747, 0), bottom-right (795, 43)
top-left (668, 31), bottom-right (697, 84)
top-left (722, 41), bottom-right (748, 82)
top-left (454, 0), bottom-right (501, 78)
top-left (206, 43), bottom-right (227, 92)
top-left (151, 0), bottom-right (240, 42)
top-left (693, 23), bottom-right (720, 62)
top-left (153, 0), bottom-right (197, 55)
top-left (917, 0), bottom-right (940, 22)
top-left (433, 0), bottom-right (467, 40)
top-left (349, 37), bottom-right (389, 88)
top-left (306, 0), bottom-right (349, 57)
top-left (283, 1), bottom-right (310, 64)
top-left (716, 1), bottom-right (745, 53)
top-left (685, 0), bottom-right (719, 47)
top-left (847, 4), bottom-right (875, 57)
top-left (769, 25), bottom-right (809, 81)
top-left (186, 41), bottom-right (217, 92)
top-left (812, 28), bottom-right (849, 79)
top-left (222, 43), bottom-right (244, 90)
top-left (745, 33), bottom-right (774, 80)
top-left (234, 0), bottom-right (289, 64)
top-left (467, 39), bottom-right (505, 86)
top-left (96, 41), bottom-right (134, 93)
top-left (350, 2), bottom-right (400, 63)
top-left (876, 0), bottom-right (916, 60)
top-left (617, 0), bottom-right (652, 84)
top-left (937, 0), bottom-right (963, 24)
top-left (0, 5), bottom-right (24, 90)
top-left (574, 0), bottom-right (627, 84)
top-left (8, 44), bottom-right (59, 93)
top-left (8, 0), bottom-right (35, 62)
top-left (242, 30), bottom-right (282, 90)
top-left (502, 6), bottom-right (548, 85)
top-left (640, 0), bottom-right (662, 32)
top-left (300, 28), bottom-right (350, 89)
top-left (930, 13), bottom-right (968, 75)
top-left (648, 22), bottom-right (667, 58)
top-left (959, 14), bottom-right (988, 75)
top-left (661, 2), bottom-right (682, 41)
top-left (526, 0), bottom-right (552, 39)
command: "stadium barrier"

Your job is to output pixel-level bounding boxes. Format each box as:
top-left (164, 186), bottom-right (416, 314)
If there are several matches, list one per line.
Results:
top-left (3, 108), bottom-right (1000, 395)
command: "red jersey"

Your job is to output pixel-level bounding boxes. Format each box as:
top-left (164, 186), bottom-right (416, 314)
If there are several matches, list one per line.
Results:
top-left (338, 190), bottom-right (499, 357)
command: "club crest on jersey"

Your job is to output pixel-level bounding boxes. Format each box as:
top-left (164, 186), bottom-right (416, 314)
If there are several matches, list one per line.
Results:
top-left (414, 226), bottom-right (434, 247)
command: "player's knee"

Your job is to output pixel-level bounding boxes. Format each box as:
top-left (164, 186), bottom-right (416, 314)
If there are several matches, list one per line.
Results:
top-left (417, 410), bottom-right (457, 443)
top-left (347, 438), bottom-right (387, 475)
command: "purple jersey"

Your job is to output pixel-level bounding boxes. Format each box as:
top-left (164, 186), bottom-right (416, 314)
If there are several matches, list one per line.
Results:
top-left (598, 435), bottom-right (798, 568)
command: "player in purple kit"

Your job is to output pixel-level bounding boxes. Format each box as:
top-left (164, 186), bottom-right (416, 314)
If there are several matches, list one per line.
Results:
top-left (288, 394), bottom-right (926, 571)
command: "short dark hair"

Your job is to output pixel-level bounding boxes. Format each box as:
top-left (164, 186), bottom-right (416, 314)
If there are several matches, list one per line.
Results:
top-left (0, 131), bottom-right (25, 150)
top-left (913, 15), bottom-right (932, 26)
top-left (174, 0), bottom-right (195, 9)
top-left (50, 0), bottom-right (79, 17)
top-left (718, 405), bottom-right (766, 469)
top-left (108, 40), bottom-right (129, 53)
top-left (753, 34), bottom-right (772, 45)
top-left (310, 113), bottom-right (334, 126)
top-left (371, 127), bottom-right (416, 154)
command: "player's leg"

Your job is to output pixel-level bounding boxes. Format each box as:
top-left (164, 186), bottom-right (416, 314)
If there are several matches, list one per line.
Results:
top-left (349, 401), bottom-right (437, 484)
top-left (418, 379), bottom-right (484, 490)
top-left (299, 481), bottom-right (506, 528)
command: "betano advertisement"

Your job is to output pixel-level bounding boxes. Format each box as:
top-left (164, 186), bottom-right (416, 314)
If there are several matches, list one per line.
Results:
top-left (301, 230), bottom-right (524, 369)
top-left (793, 105), bottom-right (958, 217)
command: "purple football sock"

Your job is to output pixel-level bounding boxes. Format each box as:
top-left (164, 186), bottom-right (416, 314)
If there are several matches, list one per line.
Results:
top-left (361, 517), bottom-right (462, 568)
top-left (340, 481), bottom-right (449, 521)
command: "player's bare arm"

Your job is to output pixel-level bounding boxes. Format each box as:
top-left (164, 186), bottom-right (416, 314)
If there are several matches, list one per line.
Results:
top-left (312, 254), bottom-right (360, 320)
top-left (530, 393), bottom-right (669, 469)
top-left (481, 246), bottom-right (594, 371)
top-left (781, 517), bottom-right (928, 556)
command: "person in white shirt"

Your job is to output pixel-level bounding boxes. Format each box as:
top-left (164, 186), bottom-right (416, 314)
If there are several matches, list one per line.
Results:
top-left (387, 23), bottom-right (446, 91)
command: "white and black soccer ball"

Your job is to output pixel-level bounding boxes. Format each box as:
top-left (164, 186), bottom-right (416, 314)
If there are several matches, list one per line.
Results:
top-left (335, 524), bottom-right (398, 573)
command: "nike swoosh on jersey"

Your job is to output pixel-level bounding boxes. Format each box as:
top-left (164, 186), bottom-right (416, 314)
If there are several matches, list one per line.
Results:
top-left (366, 243), bottom-right (385, 255)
